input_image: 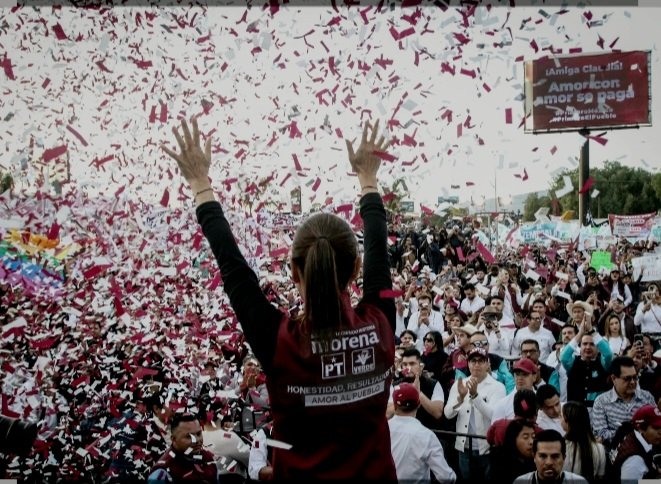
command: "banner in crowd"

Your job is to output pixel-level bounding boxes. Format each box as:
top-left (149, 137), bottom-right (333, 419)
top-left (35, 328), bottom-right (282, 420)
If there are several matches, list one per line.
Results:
top-left (578, 224), bottom-right (618, 250)
top-left (631, 253), bottom-right (661, 282)
top-left (608, 212), bottom-right (658, 239)
top-left (591, 250), bottom-right (615, 271)
top-left (524, 50), bottom-right (652, 132)
top-left (515, 220), bottom-right (581, 245)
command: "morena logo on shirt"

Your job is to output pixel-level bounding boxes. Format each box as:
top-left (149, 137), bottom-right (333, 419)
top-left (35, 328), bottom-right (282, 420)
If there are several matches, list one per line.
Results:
top-left (311, 330), bottom-right (380, 355)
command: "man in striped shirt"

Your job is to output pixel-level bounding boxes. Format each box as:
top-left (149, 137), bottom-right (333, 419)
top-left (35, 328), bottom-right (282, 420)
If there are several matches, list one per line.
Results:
top-left (590, 356), bottom-right (655, 449)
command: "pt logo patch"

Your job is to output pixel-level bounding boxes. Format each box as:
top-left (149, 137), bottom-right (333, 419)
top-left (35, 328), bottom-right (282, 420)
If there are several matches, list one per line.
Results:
top-left (321, 353), bottom-right (346, 379)
top-left (352, 348), bottom-right (375, 374)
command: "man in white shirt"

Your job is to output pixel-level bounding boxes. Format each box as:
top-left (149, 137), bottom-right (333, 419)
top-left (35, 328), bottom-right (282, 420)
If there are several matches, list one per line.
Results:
top-left (407, 301), bottom-right (444, 342)
top-left (514, 430), bottom-right (587, 484)
top-left (615, 404), bottom-right (661, 483)
top-left (389, 383), bottom-right (456, 484)
top-left (489, 295), bottom-right (517, 335)
top-left (491, 358), bottom-right (537, 423)
top-left (478, 306), bottom-right (511, 358)
top-left (546, 324), bottom-right (578, 403)
top-left (444, 347), bottom-right (506, 482)
top-left (535, 384), bottom-right (564, 434)
top-left (460, 283), bottom-right (485, 320)
top-left (511, 310), bottom-right (556, 362)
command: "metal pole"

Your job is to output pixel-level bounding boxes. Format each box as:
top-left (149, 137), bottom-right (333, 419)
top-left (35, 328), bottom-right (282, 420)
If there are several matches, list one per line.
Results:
top-left (494, 170), bottom-right (499, 251)
top-left (578, 129), bottom-right (590, 227)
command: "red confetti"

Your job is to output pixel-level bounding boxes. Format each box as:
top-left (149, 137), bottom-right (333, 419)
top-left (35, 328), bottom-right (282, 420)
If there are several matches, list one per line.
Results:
top-left (66, 125), bottom-right (88, 147)
top-left (160, 188), bottom-right (170, 207)
top-left (578, 177), bottom-right (594, 194)
top-left (52, 23), bottom-right (68, 40)
top-left (373, 150), bottom-right (396, 162)
top-left (42, 145), bottom-right (68, 163)
top-left (1, 56), bottom-right (15, 80)
top-left (82, 264), bottom-right (112, 280)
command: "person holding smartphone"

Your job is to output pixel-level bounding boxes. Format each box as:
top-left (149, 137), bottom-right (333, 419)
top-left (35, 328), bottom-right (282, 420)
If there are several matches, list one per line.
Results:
top-left (634, 284), bottom-right (661, 334)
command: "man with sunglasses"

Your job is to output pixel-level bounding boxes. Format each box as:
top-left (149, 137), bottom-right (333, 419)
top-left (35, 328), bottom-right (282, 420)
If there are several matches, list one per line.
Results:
top-left (590, 356), bottom-right (655, 450)
top-left (454, 332), bottom-right (515, 394)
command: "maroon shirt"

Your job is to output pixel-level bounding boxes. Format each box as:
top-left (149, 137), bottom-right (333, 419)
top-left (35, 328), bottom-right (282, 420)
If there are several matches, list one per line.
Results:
top-left (197, 193), bottom-right (397, 479)
top-left (267, 295), bottom-right (396, 479)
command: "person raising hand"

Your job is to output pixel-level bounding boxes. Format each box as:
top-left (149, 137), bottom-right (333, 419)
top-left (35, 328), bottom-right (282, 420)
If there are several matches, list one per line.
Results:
top-left (162, 117), bottom-right (396, 480)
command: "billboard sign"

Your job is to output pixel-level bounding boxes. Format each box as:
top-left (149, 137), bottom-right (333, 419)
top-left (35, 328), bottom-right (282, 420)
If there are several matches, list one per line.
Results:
top-left (524, 51), bottom-right (651, 133)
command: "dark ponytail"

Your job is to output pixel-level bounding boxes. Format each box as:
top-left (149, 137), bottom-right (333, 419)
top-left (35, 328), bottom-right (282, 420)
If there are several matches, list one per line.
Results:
top-left (303, 237), bottom-right (342, 332)
top-left (292, 213), bottom-right (358, 335)
top-left (563, 401), bottom-right (596, 482)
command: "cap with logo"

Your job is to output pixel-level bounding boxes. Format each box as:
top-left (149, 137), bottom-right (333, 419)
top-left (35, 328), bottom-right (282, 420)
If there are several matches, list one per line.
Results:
top-left (393, 383), bottom-right (420, 410)
top-left (632, 404), bottom-right (661, 428)
top-left (467, 347), bottom-right (489, 361)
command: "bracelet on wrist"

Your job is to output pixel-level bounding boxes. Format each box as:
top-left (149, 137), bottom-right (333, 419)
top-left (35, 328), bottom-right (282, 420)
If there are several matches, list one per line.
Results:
top-left (195, 187), bottom-right (213, 197)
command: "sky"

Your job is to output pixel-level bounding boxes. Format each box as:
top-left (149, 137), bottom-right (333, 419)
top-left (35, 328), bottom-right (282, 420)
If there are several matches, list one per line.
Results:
top-left (1, 3), bottom-right (660, 213)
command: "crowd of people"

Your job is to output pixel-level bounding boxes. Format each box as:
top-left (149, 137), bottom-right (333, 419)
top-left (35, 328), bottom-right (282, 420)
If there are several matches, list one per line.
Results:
top-left (1, 118), bottom-right (661, 483)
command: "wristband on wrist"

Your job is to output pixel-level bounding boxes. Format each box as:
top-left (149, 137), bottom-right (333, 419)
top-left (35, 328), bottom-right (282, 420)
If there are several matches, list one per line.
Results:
top-left (195, 187), bottom-right (213, 197)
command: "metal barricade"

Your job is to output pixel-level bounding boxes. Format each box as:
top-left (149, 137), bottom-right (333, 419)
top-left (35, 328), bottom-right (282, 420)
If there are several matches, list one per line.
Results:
top-left (431, 429), bottom-right (489, 482)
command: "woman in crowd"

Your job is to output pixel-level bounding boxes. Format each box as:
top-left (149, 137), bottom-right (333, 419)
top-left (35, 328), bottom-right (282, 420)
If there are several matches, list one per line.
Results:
top-left (561, 401), bottom-right (607, 483)
top-left (442, 313), bottom-right (463, 354)
top-left (163, 117), bottom-right (396, 479)
top-left (490, 268), bottom-right (524, 324)
top-left (421, 330), bottom-right (447, 380)
top-left (603, 314), bottom-right (629, 356)
top-left (490, 419), bottom-right (536, 483)
top-left (399, 329), bottom-right (420, 352)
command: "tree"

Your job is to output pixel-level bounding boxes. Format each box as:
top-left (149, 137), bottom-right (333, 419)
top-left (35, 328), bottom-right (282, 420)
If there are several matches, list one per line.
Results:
top-left (522, 192), bottom-right (552, 221)
top-left (0, 172), bottom-right (13, 195)
top-left (523, 161), bottom-right (661, 220)
top-left (651, 173), bottom-right (661, 200)
top-left (381, 177), bottom-right (408, 220)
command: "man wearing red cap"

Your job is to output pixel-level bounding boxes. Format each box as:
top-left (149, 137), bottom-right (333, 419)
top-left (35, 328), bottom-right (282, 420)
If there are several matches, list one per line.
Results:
top-left (614, 404), bottom-right (661, 483)
top-left (389, 383), bottom-right (456, 484)
top-left (491, 358), bottom-right (538, 424)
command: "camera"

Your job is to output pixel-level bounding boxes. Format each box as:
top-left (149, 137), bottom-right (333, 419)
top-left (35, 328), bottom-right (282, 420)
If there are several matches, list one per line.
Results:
top-left (0, 416), bottom-right (38, 456)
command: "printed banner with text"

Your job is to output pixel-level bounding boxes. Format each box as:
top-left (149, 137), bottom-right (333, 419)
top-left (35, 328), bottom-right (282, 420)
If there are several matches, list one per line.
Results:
top-left (608, 212), bottom-right (658, 239)
top-left (524, 51), bottom-right (651, 132)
